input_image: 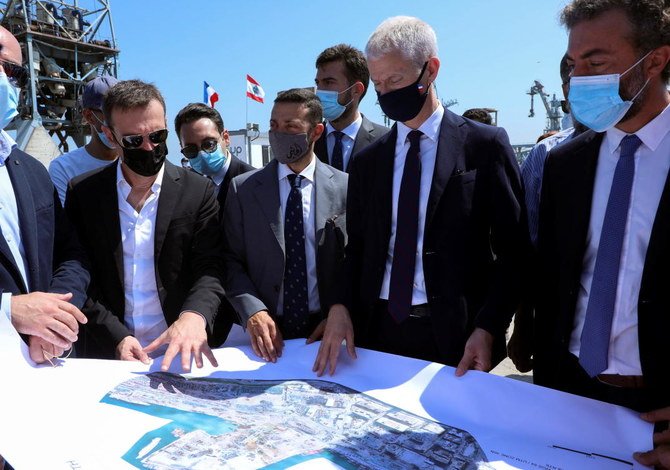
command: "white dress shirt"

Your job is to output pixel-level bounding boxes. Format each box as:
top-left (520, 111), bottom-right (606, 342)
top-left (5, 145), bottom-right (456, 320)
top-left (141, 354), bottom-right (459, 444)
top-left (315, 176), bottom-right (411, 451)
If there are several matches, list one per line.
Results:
top-left (277, 155), bottom-right (320, 315)
top-left (116, 163), bottom-right (168, 347)
top-left (326, 115), bottom-right (362, 170)
top-left (0, 131), bottom-right (28, 321)
top-left (210, 151), bottom-right (232, 187)
top-left (379, 104), bottom-right (444, 305)
top-left (570, 103), bottom-right (670, 375)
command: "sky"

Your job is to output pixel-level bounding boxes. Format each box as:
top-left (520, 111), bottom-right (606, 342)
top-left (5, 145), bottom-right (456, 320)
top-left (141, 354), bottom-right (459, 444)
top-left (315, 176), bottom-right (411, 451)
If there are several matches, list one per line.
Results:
top-left (92, 0), bottom-right (572, 161)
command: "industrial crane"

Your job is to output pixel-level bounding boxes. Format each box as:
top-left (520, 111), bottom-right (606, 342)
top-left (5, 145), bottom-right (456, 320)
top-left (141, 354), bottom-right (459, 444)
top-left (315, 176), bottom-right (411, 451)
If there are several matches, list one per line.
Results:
top-left (527, 80), bottom-right (563, 133)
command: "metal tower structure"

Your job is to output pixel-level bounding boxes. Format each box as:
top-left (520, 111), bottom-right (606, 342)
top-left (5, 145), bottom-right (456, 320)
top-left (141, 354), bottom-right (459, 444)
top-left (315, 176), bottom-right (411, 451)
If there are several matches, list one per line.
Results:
top-left (527, 80), bottom-right (562, 133)
top-left (0, 0), bottom-right (118, 162)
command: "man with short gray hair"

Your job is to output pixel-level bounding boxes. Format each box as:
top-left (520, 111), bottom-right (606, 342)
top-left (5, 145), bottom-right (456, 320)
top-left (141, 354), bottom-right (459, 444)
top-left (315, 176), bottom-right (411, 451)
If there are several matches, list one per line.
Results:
top-left (315, 16), bottom-right (530, 376)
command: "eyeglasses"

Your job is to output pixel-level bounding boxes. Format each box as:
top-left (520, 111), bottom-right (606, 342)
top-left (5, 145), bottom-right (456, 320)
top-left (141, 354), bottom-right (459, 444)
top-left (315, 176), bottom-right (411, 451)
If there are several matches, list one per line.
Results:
top-left (113, 128), bottom-right (169, 149)
top-left (181, 138), bottom-right (219, 159)
top-left (0, 59), bottom-right (29, 88)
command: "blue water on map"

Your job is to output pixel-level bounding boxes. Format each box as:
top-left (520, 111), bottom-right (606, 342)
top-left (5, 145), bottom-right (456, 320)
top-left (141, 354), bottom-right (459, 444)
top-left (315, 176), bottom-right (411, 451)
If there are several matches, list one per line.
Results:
top-left (101, 396), bottom-right (235, 468)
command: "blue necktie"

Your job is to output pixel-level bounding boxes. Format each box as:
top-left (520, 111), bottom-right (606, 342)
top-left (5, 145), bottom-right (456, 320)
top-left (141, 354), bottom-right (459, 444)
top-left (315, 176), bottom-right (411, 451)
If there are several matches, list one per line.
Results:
top-left (282, 174), bottom-right (310, 338)
top-left (579, 134), bottom-right (642, 377)
top-left (388, 130), bottom-right (423, 323)
top-left (331, 131), bottom-right (344, 171)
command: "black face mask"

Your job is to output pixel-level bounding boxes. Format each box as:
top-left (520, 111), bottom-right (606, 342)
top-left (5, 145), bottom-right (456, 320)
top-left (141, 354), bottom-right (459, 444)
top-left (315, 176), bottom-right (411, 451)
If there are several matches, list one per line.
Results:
top-left (121, 142), bottom-right (168, 177)
top-left (377, 61), bottom-right (429, 122)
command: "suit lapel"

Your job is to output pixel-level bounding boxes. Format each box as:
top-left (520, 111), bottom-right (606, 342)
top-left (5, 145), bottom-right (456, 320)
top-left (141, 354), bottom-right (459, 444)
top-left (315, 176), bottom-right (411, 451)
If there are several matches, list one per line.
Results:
top-left (426, 110), bottom-right (461, 228)
top-left (253, 160), bottom-right (284, 251)
top-left (99, 162), bottom-right (124, 290)
top-left (5, 149), bottom-right (37, 291)
top-left (154, 163), bottom-right (181, 258)
top-left (313, 159), bottom-right (335, 249)
top-left (375, 126), bottom-right (397, 242)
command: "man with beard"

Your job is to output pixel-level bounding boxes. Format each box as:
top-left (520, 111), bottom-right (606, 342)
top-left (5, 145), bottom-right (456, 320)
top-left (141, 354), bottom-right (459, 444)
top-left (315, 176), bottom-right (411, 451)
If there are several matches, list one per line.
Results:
top-left (313, 16), bottom-right (529, 376)
top-left (65, 80), bottom-right (225, 372)
top-left (534, 0), bottom-right (670, 415)
top-left (314, 44), bottom-right (389, 173)
top-left (223, 88), bottom-right (348, 366)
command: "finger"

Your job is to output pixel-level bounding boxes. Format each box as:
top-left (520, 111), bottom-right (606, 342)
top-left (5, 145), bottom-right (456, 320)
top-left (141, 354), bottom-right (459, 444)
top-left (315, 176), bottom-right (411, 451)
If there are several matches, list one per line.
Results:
top-left (269, 322), bottom-right (282, 359)
top-left (56, 300), bottom-right (88, 324)
top-left (44, 315), bottom-right (78, 343)
top-left (313, 341), bottom-right (326, 373)
top-left (203, 345), bottom-right (218, 368)
top-left (52, 308), bottom-right (80, 335)
top-left (144, 333), bottom-right (168, 354)
top-left (256, 333), bottom-right (270, 361)
top-left (50, 292), bottom-right (73, 301)
top-left (455, 351), bottom-right (474, 377)
top-left (328, 342), bottom-right (342, 376)
top-left (161, 343), bottom-right (180, 371)
top-left (306, 321), bottom-right (326, 344)
top-left (181, 344), bottom-right (192, 372)
top-left (39, 328), bottom-right (73, 350)
top-left (29, 339), bottom-right (47, 363)
top-left (642, 408), bottom-right (670, 423)
top-left (263, 326), bottom-right (277, 363)
top-left (346, 329), bottom-right (357, 359)
top-left (634, 450), bottom-right (659, 467)
top-left (653, 429), bottom-right (670, 446)
top-left (248, 330), bottom-right (262, 358)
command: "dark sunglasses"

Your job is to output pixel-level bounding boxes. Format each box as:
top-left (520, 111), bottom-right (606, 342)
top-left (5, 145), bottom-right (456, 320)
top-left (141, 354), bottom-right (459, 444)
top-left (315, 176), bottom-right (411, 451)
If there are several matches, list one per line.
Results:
top-left (0, 60), bottom-right (29, 88)
top-left (114, 128), bottom-right (169, 149)
top-left (181, 138), bottom-right (218, 159)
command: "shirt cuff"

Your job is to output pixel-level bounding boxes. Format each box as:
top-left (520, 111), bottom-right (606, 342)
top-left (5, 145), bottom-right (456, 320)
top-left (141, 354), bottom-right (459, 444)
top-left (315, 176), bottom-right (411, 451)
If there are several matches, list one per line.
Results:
top-left (1, 292), bottom-right (12, 321)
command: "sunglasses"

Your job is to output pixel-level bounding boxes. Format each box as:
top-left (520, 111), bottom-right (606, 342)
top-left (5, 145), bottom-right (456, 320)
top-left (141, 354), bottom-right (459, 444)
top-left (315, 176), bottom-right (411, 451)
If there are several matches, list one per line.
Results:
top-left (113, 128), bottom-right (169, 149)
top-left (181, 138), bottom-right (219, 159)
top-left (0, 59), bottom-right (29, 88)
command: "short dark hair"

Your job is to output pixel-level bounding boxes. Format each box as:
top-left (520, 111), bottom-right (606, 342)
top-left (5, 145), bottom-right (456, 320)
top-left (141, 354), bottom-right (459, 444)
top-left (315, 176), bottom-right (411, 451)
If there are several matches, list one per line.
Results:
top-left (274, 88), bottom-right (323, 127)
top-left (316, 44), bottom-right (370, 100)
top-left (174, 103), bottom-right (225, 141)
top-left (561, 0), bottom-right (670, 82)
top-left (102, 79), bottom-right (166, 127)
top-left (462, 108), bottom-right (493, 125)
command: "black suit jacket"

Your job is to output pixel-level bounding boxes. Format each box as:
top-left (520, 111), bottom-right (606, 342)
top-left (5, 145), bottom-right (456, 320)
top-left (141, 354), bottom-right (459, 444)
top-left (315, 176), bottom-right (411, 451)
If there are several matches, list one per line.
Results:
top-left (535, 130), bottom-right (670, 395)
top-left (343, 109), bottom-right (530, 366)
top-left (315, 115), bottom-right (389, 172)
top-left (0, 147), bottom-right (89, 309)
top-left (217, 156), bottom-right (255, 219)
top-left (65, 161), bottom-right (225, 358)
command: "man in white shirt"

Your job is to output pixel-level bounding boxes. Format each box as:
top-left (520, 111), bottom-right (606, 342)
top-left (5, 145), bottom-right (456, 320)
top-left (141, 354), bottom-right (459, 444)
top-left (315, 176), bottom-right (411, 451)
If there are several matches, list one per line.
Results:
top-left (65, 80), bottom-right (225, 372)
top-left (313, 44), bottom-right (389, 173)
top-left (48, 75), bottom-right (119, 204)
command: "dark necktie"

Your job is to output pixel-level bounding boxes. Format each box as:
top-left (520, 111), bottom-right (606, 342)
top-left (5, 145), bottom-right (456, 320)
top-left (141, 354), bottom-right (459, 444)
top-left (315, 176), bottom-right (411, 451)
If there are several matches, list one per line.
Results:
top-left (388, 130), bottom-right (423, 323)
top-left (579, 134), bottom-right (642, 377)
top-left (282, 174), bottom-right (310, 338)
top-left (331, 131), bottom-right (344, 171)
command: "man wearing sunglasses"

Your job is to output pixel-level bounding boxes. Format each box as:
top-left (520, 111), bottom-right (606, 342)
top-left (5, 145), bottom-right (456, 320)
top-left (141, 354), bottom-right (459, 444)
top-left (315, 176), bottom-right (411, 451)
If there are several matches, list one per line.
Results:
top-left (0, 25), bottom-right (89, 368)
top-left (175, 103), bottom-right (254, 218)
top-left (49, 75), bottom-right (120, 205)
top-left (65, 80), bottom-right (225, 373)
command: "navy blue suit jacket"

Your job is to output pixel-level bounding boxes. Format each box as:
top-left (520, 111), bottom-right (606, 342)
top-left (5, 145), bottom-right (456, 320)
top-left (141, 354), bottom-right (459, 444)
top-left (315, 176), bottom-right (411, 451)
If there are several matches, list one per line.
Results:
top-left (0, 147), bottom-right (89, 311)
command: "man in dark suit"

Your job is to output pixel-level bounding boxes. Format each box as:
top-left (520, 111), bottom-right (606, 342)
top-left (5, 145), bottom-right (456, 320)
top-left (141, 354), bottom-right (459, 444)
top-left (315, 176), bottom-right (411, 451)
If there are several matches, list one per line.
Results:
top-left (314, 44), bottom-right (389, 173)
top-left (535, 0), bottom-right (670, 420)
top-left (66, 80), bottom-right (225, 372)
top-left (174, 103), bottom-right (254, 217)
top-left (174, 103), bottom-right (255, 346)
top-left (223, 88), bottom-right (348, 367)
top-left (315, 16), bottom-right (529, 376)
top-left (0, 25), bottom-right (89, 365)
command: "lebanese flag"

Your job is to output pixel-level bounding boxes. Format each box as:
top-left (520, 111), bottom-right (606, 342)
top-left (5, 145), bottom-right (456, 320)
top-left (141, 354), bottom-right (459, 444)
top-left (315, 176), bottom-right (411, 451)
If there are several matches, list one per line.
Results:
top-left (204, 81), bottom-right (219, 108)
top-left (246, 74), bottom-right (265, 103)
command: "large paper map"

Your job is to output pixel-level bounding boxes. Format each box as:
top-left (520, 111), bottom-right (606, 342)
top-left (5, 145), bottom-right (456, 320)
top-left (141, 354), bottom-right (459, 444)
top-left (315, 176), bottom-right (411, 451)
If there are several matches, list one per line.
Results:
top-left (103, 373), bottom-right (485, 469)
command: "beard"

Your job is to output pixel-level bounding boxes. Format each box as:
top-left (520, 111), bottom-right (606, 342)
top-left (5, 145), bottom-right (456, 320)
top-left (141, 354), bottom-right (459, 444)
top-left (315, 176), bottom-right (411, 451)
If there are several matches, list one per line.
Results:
top-left (331, 89), bottom-right (355, 124)
top-left (619, 63), bottom-right (649, 123)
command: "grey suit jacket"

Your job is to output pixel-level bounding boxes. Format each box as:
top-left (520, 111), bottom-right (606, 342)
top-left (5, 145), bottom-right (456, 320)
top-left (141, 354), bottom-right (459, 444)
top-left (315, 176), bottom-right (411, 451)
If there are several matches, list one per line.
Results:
top-left (223, 157), bottom-right (348, 324)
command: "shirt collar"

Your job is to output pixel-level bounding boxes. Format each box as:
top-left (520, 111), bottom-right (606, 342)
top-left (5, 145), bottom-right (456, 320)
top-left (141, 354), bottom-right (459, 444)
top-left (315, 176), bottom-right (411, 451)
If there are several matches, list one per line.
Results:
top-left (277, 153), bottom-right (317, 184)
top-left (211, 152), bottom-right (232, 186)
top-left (0, 130), bottom-right (17, 164)
top-left (326, 114), bottom-right (363, 141)
top-left (397, 104), bottom-right (444, 145)
top-left (605, 102), bottom-right (670, 154)
top-left (116, 160), bottom-right (165, 193)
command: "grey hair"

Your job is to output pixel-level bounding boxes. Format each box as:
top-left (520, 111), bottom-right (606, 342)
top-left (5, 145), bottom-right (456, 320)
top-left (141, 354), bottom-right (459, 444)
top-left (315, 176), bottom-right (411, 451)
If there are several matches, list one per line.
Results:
top-left (365, 16), bottom-right (438, 70)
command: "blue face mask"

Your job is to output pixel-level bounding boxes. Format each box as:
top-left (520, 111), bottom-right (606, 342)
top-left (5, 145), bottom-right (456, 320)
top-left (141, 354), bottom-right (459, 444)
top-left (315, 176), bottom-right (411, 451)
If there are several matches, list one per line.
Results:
top-left (89, 111), bottom-right (117, 150)
top-left (316, 83), bottom-right (355, 121)
top-left (568, 51), bottom-right (651, 132)
top-left (0, 73), bottom-right (19, 130)
top-left (189, 144), bottom-right (228, 176)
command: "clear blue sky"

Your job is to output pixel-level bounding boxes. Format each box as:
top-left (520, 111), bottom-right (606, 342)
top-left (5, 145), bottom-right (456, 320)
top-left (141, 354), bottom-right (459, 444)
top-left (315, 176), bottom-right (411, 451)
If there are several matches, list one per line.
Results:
top-left (100, 0), bottom-right (571, 159)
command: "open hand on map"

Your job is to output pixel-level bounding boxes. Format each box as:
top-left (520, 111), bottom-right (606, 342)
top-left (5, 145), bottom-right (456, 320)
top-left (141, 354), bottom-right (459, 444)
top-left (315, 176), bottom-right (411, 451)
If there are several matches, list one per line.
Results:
top-left (634, 407), bottom-right (670, 469)
top-left (309, 304), bottom-right (356, 377)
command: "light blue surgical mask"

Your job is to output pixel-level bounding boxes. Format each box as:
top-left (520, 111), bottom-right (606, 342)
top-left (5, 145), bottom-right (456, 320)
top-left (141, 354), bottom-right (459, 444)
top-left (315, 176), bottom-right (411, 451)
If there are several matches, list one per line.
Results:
top-left (89, 111), bottom-right (117, 149)
top-left (568, 51), bottom-right (651, 132)
top-left (0, 73), bottom-right (19, 130)
top-left (316, 83), bottom-right (356, 121)
top-left (189, 144), bottom-right (228, 176)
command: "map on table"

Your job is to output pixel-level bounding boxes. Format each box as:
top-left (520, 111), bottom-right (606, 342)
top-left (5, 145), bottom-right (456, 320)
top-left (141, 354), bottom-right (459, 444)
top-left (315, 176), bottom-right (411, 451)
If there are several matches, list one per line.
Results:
top-left (101, 372), bottom-right (487, 469)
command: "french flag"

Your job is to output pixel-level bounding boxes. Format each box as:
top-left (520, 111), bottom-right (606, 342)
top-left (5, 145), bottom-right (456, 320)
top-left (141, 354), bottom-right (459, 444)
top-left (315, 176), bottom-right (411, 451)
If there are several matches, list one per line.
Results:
top-left (246, 74), bottom-right (265, 103)
top-left (204, 81), bottom-right (219, 108)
